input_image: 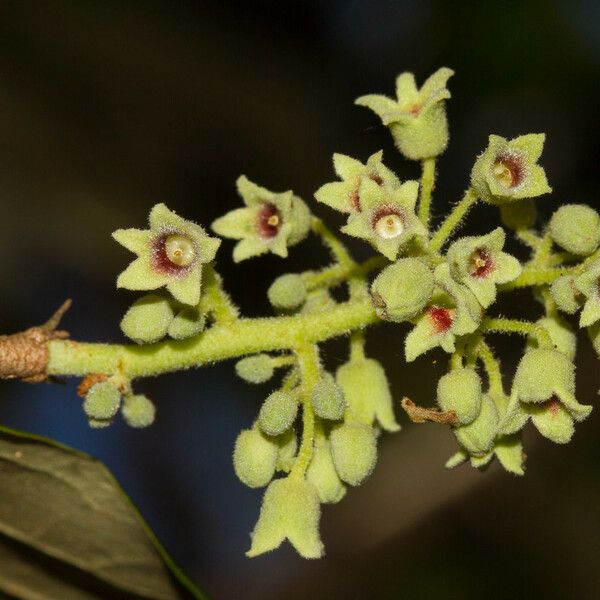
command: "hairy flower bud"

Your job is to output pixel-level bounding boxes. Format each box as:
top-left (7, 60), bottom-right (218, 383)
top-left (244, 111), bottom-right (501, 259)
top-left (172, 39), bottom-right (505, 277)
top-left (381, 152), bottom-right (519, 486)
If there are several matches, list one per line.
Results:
top-left (526, 316), bottom-right (576, 360)
top-left (311, 373), bottom-right (345, 421)
top-left (275, 428), bottom-right (297, 473)
top-left (551, 275), bottom-right (583, 315)
top-left (499, 199), bottom-right (537, 231)
top-left (120, 294), bottom-right (175, 344)
top-left (549, 204), bottom-right (600, 256)
top-left (371, 258), bottom-right (434, 322)
top-left (454, 395), bottom-right (498, 456)
top-left (267, 274), bottom-right (308, 310)
top-left (436, 368), bottom-right (482, 425)
top-left (233, 428), bottom-right (278, 489)
top-left (258, 390), bottom-right (299, 436)
top-left (575, 258), bottom-right (600, 328)
top-left (168, 306), bottom-right (206, 340)
top-left (307, 426), bottom-right (346, 503)
top-left (235, 354), bottom-right (275, 384)
top-left (122, 394), bottom-right (156, 428)
top-left (83, 381), bottom-right (121, 421)
top-left (330, 423), bottom-right (378, 486)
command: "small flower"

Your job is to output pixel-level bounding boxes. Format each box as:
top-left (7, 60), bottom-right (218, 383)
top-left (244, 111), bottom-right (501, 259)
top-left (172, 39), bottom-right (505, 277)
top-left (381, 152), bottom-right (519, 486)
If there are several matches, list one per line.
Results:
top-left (212, 176), bottom-right (311, 262)
top-left (436, 368), bottom-right (482, 425)
top-left (575, 258), bottom-right (600, 327)
top-left (470, 134), bottom-right (552, 205)
top-left (355, 67), bottom-right (454, 160)
top-left (340, 178), bottom-right (425, 260)
top-left (314, 151), bottom-right (400, 214)
top-left (247, 477), bottom-right (323, 558)
top-left (446, 227), bottom-right (522, 308)
top-left (549, 204), bottom-right (600, 256)
top-left (404, 264), bottom-right (482, 362)
top-left (113, 203), bottom-right (221, 306)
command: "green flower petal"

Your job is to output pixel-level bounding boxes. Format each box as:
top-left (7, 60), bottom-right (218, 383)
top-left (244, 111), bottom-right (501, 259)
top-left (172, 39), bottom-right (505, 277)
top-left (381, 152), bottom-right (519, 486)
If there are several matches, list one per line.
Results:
top-left (419, 67), bottom-right (454, 101)
top-left (515, 164), bottom-right (552, 199)
top-left (464, 277), bottom-right (497, 309)
top-left (494, 434), bottom-right (525, 475)
top-left (116, 257), bottom-right (168, 291)
top-left (355, 94), bottom-right (401, 125)
top-left (358, 177), bottom-right (387, 210)
top-left (149, 203), bottom-right (188, 232)
top-left (112, 228), bottom-right (152, 254)
top-left (211, 208), bottom-right (253, 239)
top-left (233, 237), bottom-right (269, 263)
top-left (236, 175), bottom-right (275, 207)
top-left (580, 297), bottom-right (600, 328)
top-left (314, 181), bottom-right (355, 213)
top-left (528, 402), bottom-right (574, 444)
top-left (395, 72), bottom-right (419, 102)
top-left (166, 268), bottom-right (202, 306)
top-left (495, 252), bottom-right (522, 284)
top-left (341, 214), bottom-right (372, 240)
top-left (395, 180), bottom-right (420, 212)
top-left (333, 153), bottom-right (365, 179)
top-left (510, 133), bottom-right (545, 163)
top-left (556, 388), bottom-right (593, 422)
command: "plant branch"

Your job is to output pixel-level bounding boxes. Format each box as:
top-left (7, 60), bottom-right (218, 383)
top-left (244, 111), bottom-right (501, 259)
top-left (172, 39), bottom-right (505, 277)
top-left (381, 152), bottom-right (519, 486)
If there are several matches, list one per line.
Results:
top-left (429, 188), bottom-right (478, 252)
top-left (418, 157), bottom-right (436, 229)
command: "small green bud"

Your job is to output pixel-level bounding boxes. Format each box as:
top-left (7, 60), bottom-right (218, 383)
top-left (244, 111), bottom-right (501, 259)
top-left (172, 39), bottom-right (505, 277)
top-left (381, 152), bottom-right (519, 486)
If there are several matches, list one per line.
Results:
top-left (306, 427), bottom-right (346, 504)
top-left (526, 316), bottom-right (576, 361)
top-left (329, 423), bottom-right (377, 486)
top-left (168, 306), bottom-right (205, 340)
top-left (258, 390), bottom-right (299, 436)
top-left (267, 274), bottom-right (308, 310)
top-left (247, 477), bottom-right (323, 558)
top-left (235, 354), bottom-right (275, 384)
top-left (311, 373), bottom-right (345, 421)
top-left (336, 358), bottom-right (399, 431)
top-left (120, 294), bottom-right (175, 344)
top-left (83, 381), bottom-right (121, 421)
top-left (575, 258), bottom-right (600, 328)
top-left (436, 368), bottom-right (482, 425)
top-left (550, 275), bottom-right (583, 315)
top-left (233, 428), bottom-right (278, 488)
top-left (499, 199), bottom-right (537, 230)
top-left (275, 428), bottom-right (297, 473)
top-left (356, 67), bottom-right (454, 160)
top-left (122, 394), bottom-right (156, 428)
top-left (301, 289), bottom-right (336, 314)
top-left (549, 204), bottom-right (600, 256)
top-left (88, 418), bottom-right (112, 429)
top-left (371, 258), bottom-right (434, 322)
top-left (470, 134), bottom-right (551, 205)
top-left (454, 395), bottom-right (499, 456)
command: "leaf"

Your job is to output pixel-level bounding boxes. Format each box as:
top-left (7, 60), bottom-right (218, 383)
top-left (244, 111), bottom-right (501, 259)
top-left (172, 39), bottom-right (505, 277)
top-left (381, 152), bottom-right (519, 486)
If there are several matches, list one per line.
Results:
top-left (0, 425), bottom-right (206, 600)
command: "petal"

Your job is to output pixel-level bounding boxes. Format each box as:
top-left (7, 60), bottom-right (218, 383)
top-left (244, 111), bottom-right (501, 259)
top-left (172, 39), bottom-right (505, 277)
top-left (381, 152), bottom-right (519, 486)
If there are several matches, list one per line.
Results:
top-left (405, 316), bottom-right (442, 362)
top-left (470, 452), bottom-right (493, 469)
top-left (211, 208), bottom-right (253, 240)
top-left (465, 278), bottom-right (497, 309)
top-left (355, 94), bottom-right (401, 125)
top-left (112, 228), bottom-right (152, 255)
top-left (445, 449), bottom-right (468, 469)
top-left (370, 236), bottom-right (402, 261)
top-left (149, 203), bottom-right (188, 232)
top-left (233, 238), bottom-right (269, 263)
top-left (236, 175), bottom-right (274, 207)
top-left (497, 392), bottom-right (529, 435)
top-left (197, 234), bottom-right (221, 263)
top-left (579, 297), bottom-right (600, 328)
top-left (575, 260), bottom-right (600, 297)
top-left (419, 67), bottom-right (454, 100)
top-left (270, 190), bottom-right (294, 217)
top-left (395, 72), bottom-right (419, 102)
top-left (515, 165), bottom-right (552, 199)
top-left (116, 257), bottom-right (168, 291)
top-left (528, 402), bottom-right (574, 444)
top-left (510, 133), bottom-right (545, 163)
top-left (340, 214), bottom-right (372, 241)
top-left (314, 181), bottom-right (355, 213)
top-left (556, 388), bottom-right (593, 422)
top-left (494, 252), bottom-right (522, 284)
top-left (166, 268), bottom-right (202, 306)
top-left (395, 180), bottom-right (420, 212)
top-left (494, 434), bottom-right (525, 475)
top-left (357, 177), bottom-right (387, 210)
top-left (333, 153), bottom-right (365, 180)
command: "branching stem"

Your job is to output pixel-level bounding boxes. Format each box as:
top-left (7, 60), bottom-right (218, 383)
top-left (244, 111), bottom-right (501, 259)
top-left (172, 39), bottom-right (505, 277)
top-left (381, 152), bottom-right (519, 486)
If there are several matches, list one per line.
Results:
top-left (429, 188), bottom-right (478, 252)
top-left (418, 157), bottom-right (436, 229)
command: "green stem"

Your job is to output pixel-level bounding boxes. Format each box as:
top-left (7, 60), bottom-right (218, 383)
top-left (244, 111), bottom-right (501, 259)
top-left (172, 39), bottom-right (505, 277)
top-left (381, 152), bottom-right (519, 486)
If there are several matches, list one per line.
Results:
top-left (429, 188), bottom-right (478, 252)
top-left (480, 317), bottom-right (552, 348)
top-left (301, 256), bottom-right (386, 292)
top-left (418, 157), bottom-right (436, 229)
top-left (498, 266), bottom-right (569, 291)
top-left (201, 266), bottom-right (239, 324)
top-left (311, 218), bottom-right (355, 267)
top-left (476, 339), bottom-right (504, 396)
top-left (350, 329), bottom-right (366, 362)
top-left (515, 230), bottom-right (541, 250)
top-left (48, 298), bottom-right (378, 379)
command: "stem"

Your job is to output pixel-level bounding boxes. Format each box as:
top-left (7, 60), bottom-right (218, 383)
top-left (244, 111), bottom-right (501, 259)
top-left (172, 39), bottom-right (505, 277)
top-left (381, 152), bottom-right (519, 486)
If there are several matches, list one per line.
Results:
top-left (311, 218), bottom-right (355, 267)
top-left (418, 157), bottom-right (436, 229)
top-left (515, 230), bottom-right (541, 250)
top-left (480, 317), bottom-right (553, 348)
top-left (531, 232), bottom-right (553, 266)
top-left (350, 330), bottom-right (366, 362)
top-left (476, 339), bottom-right (504, 396)
top-left (301, 256), bottom-right (386, 292)
top-left (201, 266), bottom-right (239, 324)
top-left (429, 188), bottom-right (478, 252)
top-left (47, 298), bottom-right (378, 379)
top-left (498, 266), bottom-right (569, 291)
top-left (290, 344), bottom-right (320, 479)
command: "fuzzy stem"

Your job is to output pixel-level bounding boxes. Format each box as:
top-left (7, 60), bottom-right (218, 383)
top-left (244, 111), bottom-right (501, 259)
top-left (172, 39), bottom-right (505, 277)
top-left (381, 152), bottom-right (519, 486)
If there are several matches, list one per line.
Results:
top-left (498, 266), bottom-right (569, 291)
top-left (301, 256), bottom-right (386, 292)
top-left (349, 329), bottom-right (366, 362)
top-left (476, 339), bottom-right (504, 396)
top-left (201, 265), bottom-right (239, 324)
top-left (429, 188), bottom-right (478, 252)
top-left (47, 298), bottom-right (378, 379)
top-left (418, 157), bottom-right (436, 229)
top-left (480, 317), bottom-right (553, 348)
top-left (311, 218), bottom-right (355, 267)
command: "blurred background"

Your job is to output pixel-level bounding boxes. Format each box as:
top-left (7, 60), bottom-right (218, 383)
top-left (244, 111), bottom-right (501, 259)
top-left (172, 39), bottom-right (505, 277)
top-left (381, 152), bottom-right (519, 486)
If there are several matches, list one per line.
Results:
top-left (0, 1), bottom-right (599, 598)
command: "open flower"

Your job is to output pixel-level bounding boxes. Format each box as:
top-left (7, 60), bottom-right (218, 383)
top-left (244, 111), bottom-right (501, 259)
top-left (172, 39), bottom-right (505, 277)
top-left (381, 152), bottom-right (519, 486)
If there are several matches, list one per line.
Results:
top-left (247, 476), bottom-right (323, 559)
top-left (575, 258), bottom-right (600, 327)
top-left (470, 134), bottom-right (551, 204)
top-left (113, 203), bottom-right (221, 306)
top-left (446, 227), bottom-right (522, 308)
top-left (340, 177), bottom-right (425, 260)
top-left (355, 67), bottom-right (454, 160)
top-left (314, 151), bottom-right (400, 214)
top-left (212, 176), bottom-right (310, 262)
top-left (404, 264), bottom-right (482, 361)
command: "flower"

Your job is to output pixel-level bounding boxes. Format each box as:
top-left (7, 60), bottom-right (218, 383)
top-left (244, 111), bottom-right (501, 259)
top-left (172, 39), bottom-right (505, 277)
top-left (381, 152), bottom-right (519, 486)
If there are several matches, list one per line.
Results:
top-left (446, 227), bottom-right (522, 308)
top-left (314, 151), bottom-right (400, 214)
top-left (470, 134), bottom-right (551, 204)
top-left (575, 258), bottom-right (600, 327)
top-left (113, 203), bottom-right (221, 306)
top-left (355, 67), bottom-right (454, 160)
top-left (212, 176), bottom-right (311, 262)
top-left (247, 477), bottom-right (323, 558)
top-left (340, 177), bottom-right (425, 260)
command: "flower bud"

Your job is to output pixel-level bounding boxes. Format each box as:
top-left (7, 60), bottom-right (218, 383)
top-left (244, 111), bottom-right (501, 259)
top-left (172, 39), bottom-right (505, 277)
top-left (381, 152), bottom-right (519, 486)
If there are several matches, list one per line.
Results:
top-left (436, 368), bottom-right (482, 425)
top-left (276, 428), bottom-right (297, 473)
top-left (526, 316), bottom-right (576, 361)
top-left (168, 306), bottom-right (206, 340)
top-left (122, 394), bottom-right (156, 428)
top-left (454, 395), bottom-right (498, 456)
top-left (549, 204), bottom-right (600, 256)
top-left (307, 428), bottom-right (346, 504)
top-left (301, 289), bottom-right (336, 314)
top-left (233, 428), bottom-right (278, 489)
top-left (311, 373), bottom-right (345, 421)
top-left (235, 354), bottom-right (275, 384)
top-left (258, 390), bottom-right (299, 436)
top-left (247, 477), bottom-right (323, 558)
top-left (513, 349), bottom-right (574, 403)
top-left (267, 274), bottom-right (308, 310)
top-left (371, 258), bottom-right (434, 322)
top-left (499, 199), bottom-right (537, 231)
top-left (330, 423), bottom-right (377, 486)
top-left (575, 258), bottom-right (600, 328)
top-left (120, 294), bottom-right (175, 344)
top-left (83, 381), bottom-right (121, 421)
top-left (550, 275), bottom-right (582, 315)
top-left (336, 358), bottom-right (399, 431)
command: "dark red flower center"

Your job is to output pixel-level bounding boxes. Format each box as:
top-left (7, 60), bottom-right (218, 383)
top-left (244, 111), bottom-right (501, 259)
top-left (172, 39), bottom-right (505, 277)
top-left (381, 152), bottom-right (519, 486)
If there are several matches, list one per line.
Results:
top-left (468, 248), bottom-right (494, 279)
top-left (544, 396), bottom-right (562, 417)
top-left (152, 233), bottom-right (195, 276)
top-left (257, 203), bottom-right (281, 239)
top-left (493, 151), bottom-right (525, 188)
top-left (427, 306), bottom-right (454, 334)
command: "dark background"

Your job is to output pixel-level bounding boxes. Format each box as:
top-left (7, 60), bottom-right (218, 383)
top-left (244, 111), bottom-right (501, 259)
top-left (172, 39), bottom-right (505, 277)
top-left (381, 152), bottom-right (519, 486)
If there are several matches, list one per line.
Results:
top-left (1, 1), bottom-right (599, 598)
